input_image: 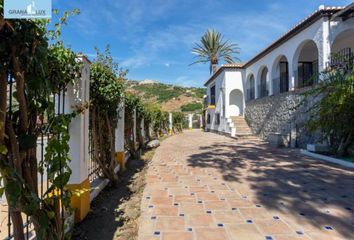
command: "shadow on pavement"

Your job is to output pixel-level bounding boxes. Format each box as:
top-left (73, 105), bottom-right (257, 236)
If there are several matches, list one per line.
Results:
top-left (187, 137), bottom-right (354, 238)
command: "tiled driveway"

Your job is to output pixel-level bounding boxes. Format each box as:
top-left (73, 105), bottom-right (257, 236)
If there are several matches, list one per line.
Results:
top-left (138, 130), bottom-right (354, 240)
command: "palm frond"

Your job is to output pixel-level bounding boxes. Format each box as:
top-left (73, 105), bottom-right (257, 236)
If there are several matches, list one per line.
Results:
top-left (190, 29), bottom-right (240, 73)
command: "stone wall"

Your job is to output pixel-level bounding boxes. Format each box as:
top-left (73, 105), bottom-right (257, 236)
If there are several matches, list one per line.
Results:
top-left (245, 88), bottom-right (321, 148)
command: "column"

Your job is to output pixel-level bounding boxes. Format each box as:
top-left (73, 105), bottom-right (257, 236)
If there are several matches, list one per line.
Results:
top-left (65, 55), bottom-right (90, 223)
top-left (290, 121), bottom-right (297, 148)
top-left (289, 63), bottom-right (295, 91)
top-left (188, 114), bottom-right (193, 130)
top-left (115, 101), bottom-right (125, 172)
top-left (132, 108), bottom-right (137, 150)
top-left (321, 16), bottom-right (331, 74)
top-left (200, 114), bottom-right (203, 128)
top-left (168, 112), bottom-right (173, 135)
top-left (141, 117), bottom-right (145, 144)
top-left (268, 70), bottom-right (273, 96)
top-left (255, 78), bottom-right (259, 98)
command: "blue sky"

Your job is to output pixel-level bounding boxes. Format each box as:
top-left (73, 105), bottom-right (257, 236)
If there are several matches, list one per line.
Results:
top-left (53, 0), bottom-right (352, 87)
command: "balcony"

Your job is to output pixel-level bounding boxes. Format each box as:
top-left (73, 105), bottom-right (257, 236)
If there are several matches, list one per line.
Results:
top-left (328, 48), bottom-right (354, 73)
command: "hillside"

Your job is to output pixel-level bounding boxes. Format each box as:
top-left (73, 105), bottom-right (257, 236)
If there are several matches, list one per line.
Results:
top-left (125, 80), bottom-right (205, 112)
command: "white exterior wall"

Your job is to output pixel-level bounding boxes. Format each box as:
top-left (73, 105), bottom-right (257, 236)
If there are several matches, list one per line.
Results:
top-left (224, 70), bottom-right (245, 118)
top-left (66, 57), bottom-right (90, 185)
top-left (206, 72), bottom-right (224, 133)
top-left (245, 16), bottom-right (354, 98)
top-left (206, 69), bottom-right (245, 136)
top-left (205, 9), bottom-right (354, 138)
top-left (329, 17), bottom-right (354, 51)
top-left (115, 102), bottom-right (125, 152)
top-left (246, 17), bottom-right (325, 94)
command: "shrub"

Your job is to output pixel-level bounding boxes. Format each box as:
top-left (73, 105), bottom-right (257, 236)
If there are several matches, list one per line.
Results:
top-left (181, 102), bottom-right (203, 112)
top-left (303, 68), bottom-right (354, 156)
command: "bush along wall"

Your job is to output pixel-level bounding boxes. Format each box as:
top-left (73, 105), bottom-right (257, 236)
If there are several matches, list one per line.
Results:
top-left (302, 68), bottom-right (354, 157)
top-left (89, 47), bottom-right (126, 186)
top-left (0, 6), bottom-right (83, 239)
top-left (0, 3), bottom-right (188, 239)
top-left (124, 94), bottom-right (140, 158)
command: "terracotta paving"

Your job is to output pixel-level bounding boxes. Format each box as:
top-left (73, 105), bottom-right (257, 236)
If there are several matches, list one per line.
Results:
top-left (138, 130), bottom-right (354, 240)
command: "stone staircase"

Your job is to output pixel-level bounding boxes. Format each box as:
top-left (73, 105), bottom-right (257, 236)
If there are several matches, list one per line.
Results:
top-left (229, 116), bottom-right (253, 137)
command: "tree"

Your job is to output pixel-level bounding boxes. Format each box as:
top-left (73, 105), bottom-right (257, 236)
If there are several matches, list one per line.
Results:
top-left (0, 4), bottom-right (82, 239)
top-left (124, 93), bottom-right (140, 158)
top-left (190, 29), bottom-right (240, 74)
top-left (172, 112), bottom-right (185, 132)
top-left (90, 46), bottom-right (126, 186)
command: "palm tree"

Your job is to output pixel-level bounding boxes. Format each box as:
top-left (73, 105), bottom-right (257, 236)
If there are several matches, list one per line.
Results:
top-left (190, 29), bottom-right (240, 74)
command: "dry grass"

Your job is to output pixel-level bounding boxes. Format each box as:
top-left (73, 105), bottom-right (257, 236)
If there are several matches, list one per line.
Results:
top-left (113, 149), bottom-right (155, 240)
top-left (72, 149), bottom-right (156, 240)
top-left (161, 95), bottom-right (201, 112)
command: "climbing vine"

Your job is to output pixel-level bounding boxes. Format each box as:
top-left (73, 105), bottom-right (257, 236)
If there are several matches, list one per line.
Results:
top-left (89, 46), bottom-right (126, 185)
top-left (125, 94), bottom-right (141, 157)
top-left (124, 95), bottom-right (186, 151)
top-left (135, 99), bottom-right (147, 148)
top-left (172, 112), bottom-right (185, 133)
top-left (0, 3), bottom-right (82, 239)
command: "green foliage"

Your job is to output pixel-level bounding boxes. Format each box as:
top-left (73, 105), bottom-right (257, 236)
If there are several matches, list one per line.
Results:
top-left (44, 113), bottom-right (75, 194)
top-left (0, 5), bottom-right (83, 239)
top-left (172, 112), bottom-right (186, 132)
top-left (181, 102), bottom-right (203, 112)
top-left (125, 93), bottom-right (141, 115)
top-left (0, 144), bottom-right (6, 155)
top-left (90, 46), bottom-right (126, 185)
top-left (132, 83), bottom-right (185, 102)
top-left (128, 82), bottom-right (206, 112)
top-left (137, 103), bottom-right (168, 137)
top-left (47, 43), bottom-right (82, 92)
top-left (124, 93), bottom-right (141, 131)
top-left (0, 122), bottom-right (6, 155)
top-left (303, 69), bottom-right (354, 156)
top-left (90, 46), bottom-right (126, 115)
top-left (193, 88), bottom-right (206, 98)
top-left (191, 29), bottom-right (240, 74)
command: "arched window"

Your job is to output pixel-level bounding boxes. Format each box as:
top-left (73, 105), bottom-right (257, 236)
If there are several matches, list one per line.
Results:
top-left (259, 68), bottom-right (268, 98)
top-left (246, 75), bottom-right (255, 101)
top-left (272, 56), bottom-right (289, 94)
top-left (229, 89), bottom-right (244, 116)
top-left (330, 28), bottom-right (354, 72)
top-left (294, 40), bottom-right (319, 88)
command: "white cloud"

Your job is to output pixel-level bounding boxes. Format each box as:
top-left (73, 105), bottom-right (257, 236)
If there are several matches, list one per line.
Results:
top-left (120, 55), bottom-right (150, 69)
top-left (59, 0), bottom-right (353, 87)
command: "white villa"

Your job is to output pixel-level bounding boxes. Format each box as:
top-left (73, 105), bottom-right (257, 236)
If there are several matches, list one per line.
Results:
top-left (204, 3), bottom-right (354, 145)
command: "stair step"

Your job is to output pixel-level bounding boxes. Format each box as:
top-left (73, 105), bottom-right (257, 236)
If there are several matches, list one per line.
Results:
top-left (229, 116), bottom-right (253, 136)
top-left (237, 130), bottom-right (251, 133)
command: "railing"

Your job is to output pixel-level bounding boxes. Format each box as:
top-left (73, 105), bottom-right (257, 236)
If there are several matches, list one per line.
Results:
top-left (328, 48), bottom-right (354, 73)
top-left (280, 77), bottom-right (289, 93)
top-left (2, 73), bottom-right (67, 239)
top-left (246, 88), bottom-right (255, 101)
top-left (272, 77), bottom-right (289, 95)
top-left (272, 77), bottom-right (280, 95)
top-left (294, 70), bottom-right (319, 89)
top-left (88, 130), bottom-right (100, 182)
top-left (257, 84), bottom-right (268, 98)
top-left (294, 60), bottom-right (319, 89)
